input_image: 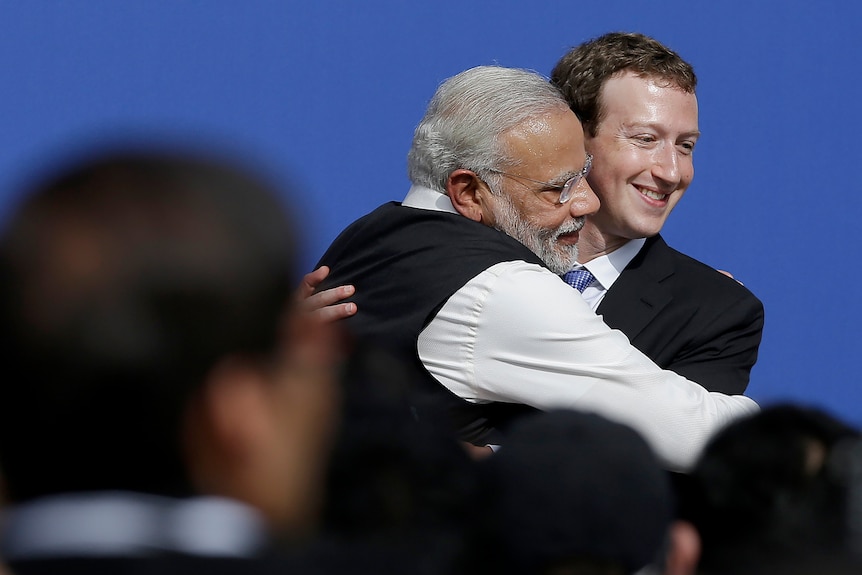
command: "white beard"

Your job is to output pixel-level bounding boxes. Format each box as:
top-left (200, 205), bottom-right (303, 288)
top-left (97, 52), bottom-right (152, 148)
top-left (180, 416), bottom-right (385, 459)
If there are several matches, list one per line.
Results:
top-left (490, 194), bottom-right (583, 275)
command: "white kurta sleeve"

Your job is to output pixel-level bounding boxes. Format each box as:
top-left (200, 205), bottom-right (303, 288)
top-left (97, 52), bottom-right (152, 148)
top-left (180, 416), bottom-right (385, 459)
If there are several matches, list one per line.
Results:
top-left (418, 260), bottom-right (758, 471)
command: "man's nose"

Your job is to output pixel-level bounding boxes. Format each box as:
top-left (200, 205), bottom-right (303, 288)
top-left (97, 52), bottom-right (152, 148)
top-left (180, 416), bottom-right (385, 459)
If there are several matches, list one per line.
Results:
top-left (652, 143), bottom-right (681, 187)
top-left (568, 179), bottom-right (600, 218)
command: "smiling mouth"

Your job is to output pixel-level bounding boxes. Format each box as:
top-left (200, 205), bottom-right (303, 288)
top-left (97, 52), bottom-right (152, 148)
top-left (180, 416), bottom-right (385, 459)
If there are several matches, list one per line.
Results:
top-left (637, 187), bottom-right (668, 202)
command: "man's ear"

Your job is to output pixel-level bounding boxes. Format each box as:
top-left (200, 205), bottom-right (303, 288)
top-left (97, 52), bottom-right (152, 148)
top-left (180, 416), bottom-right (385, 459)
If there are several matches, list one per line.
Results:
top-left (183, 357), bottom-right (272, 498)
top-left (447, 169), bottom-right (486, 222)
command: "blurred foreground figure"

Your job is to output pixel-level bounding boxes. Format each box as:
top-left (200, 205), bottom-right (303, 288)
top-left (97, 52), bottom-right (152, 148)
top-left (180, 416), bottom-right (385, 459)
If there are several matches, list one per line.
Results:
top-left (0, 151), bottom-right (341, 574)
top-left (463, 409), bottom-right (673, 575)
top-left (307, 344), bottom-right (480, 575)
top-left (675, 404), bottom-right (862, 575)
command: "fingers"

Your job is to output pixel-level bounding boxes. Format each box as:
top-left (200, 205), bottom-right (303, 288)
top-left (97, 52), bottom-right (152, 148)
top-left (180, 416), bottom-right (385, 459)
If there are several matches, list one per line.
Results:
top-left (303, 283), bottom-right (355, 310)
top-left (294, 266), bottom-right (357, 322)
top-left (301, 286), bottom-right (357, 323)
top-left (296, 265), bottom-right (331, 301)
top-left (311, 301), bottom-right (357, 323)
top-left (306, 283), bottom-right (354, 308)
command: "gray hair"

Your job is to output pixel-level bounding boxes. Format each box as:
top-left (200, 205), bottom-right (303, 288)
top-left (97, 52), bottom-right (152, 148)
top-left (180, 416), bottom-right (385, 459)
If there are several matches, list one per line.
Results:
top-left (407, 66), bottom-right (570, 193)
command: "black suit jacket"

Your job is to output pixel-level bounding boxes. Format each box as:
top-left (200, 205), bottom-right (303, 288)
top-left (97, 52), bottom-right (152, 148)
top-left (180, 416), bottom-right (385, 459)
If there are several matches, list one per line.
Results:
top-left (596, 235), bottom-right (764, 395)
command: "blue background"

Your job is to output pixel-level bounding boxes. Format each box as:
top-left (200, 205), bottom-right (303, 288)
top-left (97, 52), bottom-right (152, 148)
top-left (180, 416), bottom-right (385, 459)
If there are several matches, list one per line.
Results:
top-left (2, 1), bottom-right (859, 425)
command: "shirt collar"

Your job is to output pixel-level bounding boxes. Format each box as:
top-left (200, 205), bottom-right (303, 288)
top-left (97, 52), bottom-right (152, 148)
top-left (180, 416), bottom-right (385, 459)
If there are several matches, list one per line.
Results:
top-left (402, 185), bottom-right (458, 213)
top-left (577, 237), bottom-right (646, 290)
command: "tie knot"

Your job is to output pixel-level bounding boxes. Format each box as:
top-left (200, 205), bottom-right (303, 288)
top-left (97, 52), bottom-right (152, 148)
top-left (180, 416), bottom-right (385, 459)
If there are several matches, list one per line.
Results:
top-left (562, 268), bottom-right (595, 293)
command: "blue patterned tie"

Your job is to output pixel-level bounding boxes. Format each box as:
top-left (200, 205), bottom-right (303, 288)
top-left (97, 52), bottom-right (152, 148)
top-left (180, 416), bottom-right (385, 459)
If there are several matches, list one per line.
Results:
top-left (562, 268), bottom-right (595, 293)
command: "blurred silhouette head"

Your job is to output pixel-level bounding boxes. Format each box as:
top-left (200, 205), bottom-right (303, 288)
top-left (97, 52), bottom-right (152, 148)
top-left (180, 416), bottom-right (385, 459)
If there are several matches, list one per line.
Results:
top-left (679, 403), bottom-right (862, 573)
top-left (0, 150), bottom-right (340, 531)
top-left (468, 409), bottom-right (672, 575)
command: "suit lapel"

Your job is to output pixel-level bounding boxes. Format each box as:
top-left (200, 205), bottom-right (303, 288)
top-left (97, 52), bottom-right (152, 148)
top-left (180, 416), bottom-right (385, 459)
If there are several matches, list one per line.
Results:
top-left (596, 235), bottom-right (675, 342)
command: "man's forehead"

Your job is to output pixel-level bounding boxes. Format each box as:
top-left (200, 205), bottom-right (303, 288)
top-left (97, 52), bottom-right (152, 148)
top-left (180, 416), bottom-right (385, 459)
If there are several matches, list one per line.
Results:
top-left (597, 74), bottom-right (698, 128)
top-left (501, 108), bottom-right (583, 149)
top-left (502, 111), bottom-right (563, 138)
top-left (498, 110), bottom-right (587, 185)
top-left (606, 69), bottom-right (695, 93)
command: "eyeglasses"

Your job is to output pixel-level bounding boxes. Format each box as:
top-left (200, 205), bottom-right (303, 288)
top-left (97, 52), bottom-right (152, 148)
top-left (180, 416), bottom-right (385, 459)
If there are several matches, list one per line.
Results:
top-left (487, 153), bottom-right (592, 205)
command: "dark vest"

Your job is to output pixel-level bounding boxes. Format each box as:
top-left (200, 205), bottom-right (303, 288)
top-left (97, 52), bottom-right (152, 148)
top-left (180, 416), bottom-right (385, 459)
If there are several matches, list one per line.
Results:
top-left (316, 202), bottom-right (542, 444)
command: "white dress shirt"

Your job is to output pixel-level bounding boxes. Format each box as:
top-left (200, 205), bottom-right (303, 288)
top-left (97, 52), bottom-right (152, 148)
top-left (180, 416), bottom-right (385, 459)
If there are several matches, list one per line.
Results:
top-left (404, 185), bottom-right (757, 471)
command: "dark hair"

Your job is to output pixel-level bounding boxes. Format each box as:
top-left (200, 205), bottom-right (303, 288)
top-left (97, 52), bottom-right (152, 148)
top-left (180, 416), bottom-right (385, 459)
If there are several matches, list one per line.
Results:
top-left (550, 32), bottom-right (696, 137)
top-left (0, 150), bottom-right (300, 501)
top-left (679, 403), bottom-right (861, 573)
top-left (311, 343), bottom-right (478, 575)
top-left (464, 410), bottom-right (672, 575)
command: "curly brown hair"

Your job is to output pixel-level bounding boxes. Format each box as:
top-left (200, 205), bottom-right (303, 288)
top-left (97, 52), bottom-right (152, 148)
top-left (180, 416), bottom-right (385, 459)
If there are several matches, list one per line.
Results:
top-left (551, 32), bottom-right (697, 137)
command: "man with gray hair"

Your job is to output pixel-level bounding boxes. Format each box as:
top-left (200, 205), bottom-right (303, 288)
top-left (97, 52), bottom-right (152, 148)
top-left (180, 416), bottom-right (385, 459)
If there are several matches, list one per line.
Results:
top-left (314, 65), bottom-right (757, 471)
